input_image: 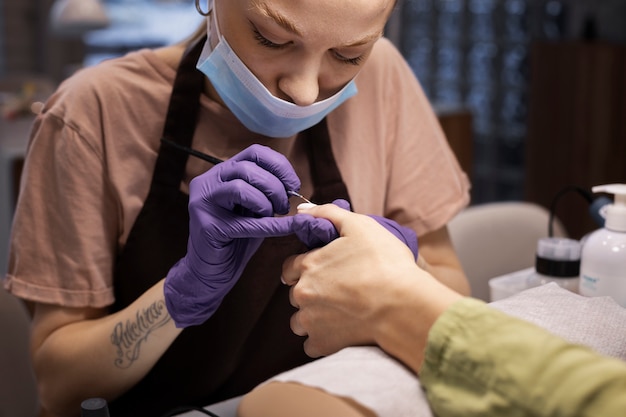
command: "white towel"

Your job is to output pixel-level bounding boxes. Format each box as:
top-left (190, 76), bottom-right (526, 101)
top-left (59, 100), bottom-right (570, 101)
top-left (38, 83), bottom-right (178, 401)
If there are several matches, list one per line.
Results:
top-left (268, 345), bottom-right (432, 417)
top-left (490, 282), bottom-right (626, 360)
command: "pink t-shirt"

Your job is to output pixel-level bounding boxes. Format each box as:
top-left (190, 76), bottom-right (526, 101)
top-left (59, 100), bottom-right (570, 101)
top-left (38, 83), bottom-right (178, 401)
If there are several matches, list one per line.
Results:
top-left (4, 38), bottom-right (470, 307)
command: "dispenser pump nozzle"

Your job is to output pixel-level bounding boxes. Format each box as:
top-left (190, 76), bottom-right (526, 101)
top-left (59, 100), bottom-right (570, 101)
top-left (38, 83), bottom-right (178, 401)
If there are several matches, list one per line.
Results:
top-left (592, 184), bottom-right (626, 232)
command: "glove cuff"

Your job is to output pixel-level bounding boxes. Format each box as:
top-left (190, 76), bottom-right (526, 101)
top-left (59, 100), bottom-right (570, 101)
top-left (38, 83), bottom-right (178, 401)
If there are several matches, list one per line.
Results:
top-left (164, 259), bottom-right (228, 328)
top-left (368, 215), bottom-right (419, 260)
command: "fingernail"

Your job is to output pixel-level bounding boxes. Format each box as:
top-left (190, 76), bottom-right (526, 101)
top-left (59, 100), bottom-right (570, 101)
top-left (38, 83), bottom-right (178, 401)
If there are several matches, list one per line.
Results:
top-left (297, 203), bottom-right (317, 210)
top-left (280, 276), bottom-right (287, 285)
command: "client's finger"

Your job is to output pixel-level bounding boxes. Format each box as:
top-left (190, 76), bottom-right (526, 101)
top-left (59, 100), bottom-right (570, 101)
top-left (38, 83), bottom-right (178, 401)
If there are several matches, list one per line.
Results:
top-left (288, 286), bottom-right (299, 309)
top-left (290, 311), bottom-right (307, 337)
top-left (281, 253), bottom-right (303, 286)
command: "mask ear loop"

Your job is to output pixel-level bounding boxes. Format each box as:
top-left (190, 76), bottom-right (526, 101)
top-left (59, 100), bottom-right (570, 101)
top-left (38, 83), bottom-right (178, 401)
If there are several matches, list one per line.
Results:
top-left (195, 0), bottom-right (210, 16)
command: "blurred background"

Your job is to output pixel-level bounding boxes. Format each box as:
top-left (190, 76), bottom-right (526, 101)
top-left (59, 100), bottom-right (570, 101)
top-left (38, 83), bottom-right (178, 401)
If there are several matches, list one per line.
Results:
top-left (1, 0), bottom-right (626, 273)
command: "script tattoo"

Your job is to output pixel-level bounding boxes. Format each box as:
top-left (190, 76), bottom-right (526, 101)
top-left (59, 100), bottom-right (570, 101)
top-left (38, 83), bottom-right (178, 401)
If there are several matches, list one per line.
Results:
top-left (111, 300), bottom-right (171, 368)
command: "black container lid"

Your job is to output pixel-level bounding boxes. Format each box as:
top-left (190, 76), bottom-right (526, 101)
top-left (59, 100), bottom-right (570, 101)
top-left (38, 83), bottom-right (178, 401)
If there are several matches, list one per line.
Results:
top-left (81, 398), bottom-right (110, 417)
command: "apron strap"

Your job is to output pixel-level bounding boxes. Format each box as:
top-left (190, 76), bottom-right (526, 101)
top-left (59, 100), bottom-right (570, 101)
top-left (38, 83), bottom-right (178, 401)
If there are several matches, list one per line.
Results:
top-left (154, 36), bottom-right (207, 191)
top-left (306, 119), bottom-right (351, 204)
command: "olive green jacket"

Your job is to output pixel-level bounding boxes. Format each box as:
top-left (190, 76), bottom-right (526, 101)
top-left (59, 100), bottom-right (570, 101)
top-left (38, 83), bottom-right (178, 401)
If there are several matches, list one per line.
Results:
top-left (421, 298), bottom-right (626, 417)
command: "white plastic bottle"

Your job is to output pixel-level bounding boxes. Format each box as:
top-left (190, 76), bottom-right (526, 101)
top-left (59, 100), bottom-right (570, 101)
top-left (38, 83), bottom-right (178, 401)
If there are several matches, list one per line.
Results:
top-left (527, 237), bottom-right (581, 293)
top-left (579, 184), bottom-right (626, 307)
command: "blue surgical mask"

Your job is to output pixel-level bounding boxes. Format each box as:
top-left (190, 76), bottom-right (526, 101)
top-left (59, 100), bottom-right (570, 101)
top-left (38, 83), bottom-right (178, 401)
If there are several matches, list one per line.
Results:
top-left (196, 2), bottom-right (358, 138)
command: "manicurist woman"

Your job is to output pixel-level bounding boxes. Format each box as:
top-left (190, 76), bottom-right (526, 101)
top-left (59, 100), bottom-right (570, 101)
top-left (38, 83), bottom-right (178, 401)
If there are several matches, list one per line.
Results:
top-left (4, 0), bottom-right (470, 415)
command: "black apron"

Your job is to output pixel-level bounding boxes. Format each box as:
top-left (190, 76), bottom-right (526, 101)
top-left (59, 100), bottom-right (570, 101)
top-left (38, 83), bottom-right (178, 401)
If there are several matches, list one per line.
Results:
top-left (108, 38), bottom-right (352, 417)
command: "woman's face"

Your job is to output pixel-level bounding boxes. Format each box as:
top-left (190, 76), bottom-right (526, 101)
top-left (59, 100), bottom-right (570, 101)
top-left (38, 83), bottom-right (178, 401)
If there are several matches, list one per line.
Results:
top-left (214, 0), bottom-right (395, 106)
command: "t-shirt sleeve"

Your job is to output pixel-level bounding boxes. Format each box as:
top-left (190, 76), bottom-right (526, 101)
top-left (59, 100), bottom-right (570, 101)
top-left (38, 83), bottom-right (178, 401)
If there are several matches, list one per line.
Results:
top-left (382, 42), bottom-right (470, 232)
top-left (4, 92), bottom-right (119, 308)
top-left (328, 38), bottom-right (470, 235)
top-left (421, 298), bottom-right (626, 417)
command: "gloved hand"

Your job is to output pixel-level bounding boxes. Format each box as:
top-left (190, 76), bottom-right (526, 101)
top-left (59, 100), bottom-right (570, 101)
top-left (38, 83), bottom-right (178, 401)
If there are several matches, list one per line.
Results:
top-left (291, 199), bottom-right (419, 259)
top-left (164, 144), bottom-right (300, 328)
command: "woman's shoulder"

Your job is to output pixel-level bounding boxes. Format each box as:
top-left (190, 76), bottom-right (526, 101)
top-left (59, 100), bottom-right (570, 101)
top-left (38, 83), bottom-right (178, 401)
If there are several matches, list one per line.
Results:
top-left (370, 37), bottom-right (405, 60)
top-left (47, 47), bottom-right (178, 114)
top-left (364, 38), bottom-right (410, 72)
top-left (40, 47), bottom-right (182, 139)
top-left (78, 45), bottom-right (181, 83)
top-left (356, 37), bottom-right (419, 94)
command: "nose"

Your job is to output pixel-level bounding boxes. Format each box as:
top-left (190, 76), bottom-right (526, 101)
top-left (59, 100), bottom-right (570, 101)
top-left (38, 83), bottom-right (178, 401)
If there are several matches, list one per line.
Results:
top-left (277, 67), bottom-right (320, 107)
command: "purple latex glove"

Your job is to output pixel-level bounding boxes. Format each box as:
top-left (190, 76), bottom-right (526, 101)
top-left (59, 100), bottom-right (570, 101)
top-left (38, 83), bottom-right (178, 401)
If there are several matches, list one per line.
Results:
top-left (368, 214), bottom-right (419, 259)
top-left (165, 144), bottom-right (300, 328)
top-left (291, 199), bottom-right (419, 259)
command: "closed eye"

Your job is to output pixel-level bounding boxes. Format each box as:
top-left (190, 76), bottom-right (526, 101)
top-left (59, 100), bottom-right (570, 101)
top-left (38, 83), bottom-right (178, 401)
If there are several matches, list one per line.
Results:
top-left (252, 26), bottom-right (289, 49)
top-left (333, 51), bottom-right (365, 66)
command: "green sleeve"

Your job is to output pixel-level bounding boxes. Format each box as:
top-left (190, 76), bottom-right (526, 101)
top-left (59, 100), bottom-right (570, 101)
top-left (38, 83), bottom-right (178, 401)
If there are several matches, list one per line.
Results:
top-left (420, 298), bottom-right (626, 417)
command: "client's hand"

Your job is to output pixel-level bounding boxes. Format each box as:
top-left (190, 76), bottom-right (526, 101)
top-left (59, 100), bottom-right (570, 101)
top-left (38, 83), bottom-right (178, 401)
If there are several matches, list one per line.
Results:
top-left (291, 199), bottom-right (419, 258)
top-left (165, 144), bottom-right (300, 328)
top-left (282, 204), bottom-right (461, 372)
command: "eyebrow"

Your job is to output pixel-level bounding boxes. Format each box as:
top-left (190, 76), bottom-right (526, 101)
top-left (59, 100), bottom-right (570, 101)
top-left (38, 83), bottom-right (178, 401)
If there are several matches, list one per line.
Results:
top-left (343, 31), bottom-right (383, 48)
top-left (252, 0), bottom-right (303, 36)
top-left (251, 0), bottom-right (382, 48)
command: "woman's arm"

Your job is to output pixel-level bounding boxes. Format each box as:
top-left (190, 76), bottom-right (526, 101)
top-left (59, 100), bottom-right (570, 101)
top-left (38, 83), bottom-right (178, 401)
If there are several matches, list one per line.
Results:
top-left (31, 279), bottom-right (181, 416)
top-left (417, 226), bottom-right (470, 296)
top-left (30, 144), bottom-right (306, 416)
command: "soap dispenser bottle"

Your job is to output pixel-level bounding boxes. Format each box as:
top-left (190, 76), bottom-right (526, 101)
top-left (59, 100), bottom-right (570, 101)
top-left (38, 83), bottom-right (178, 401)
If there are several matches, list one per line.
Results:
top-left (579, 184), bottom-right (626, 307)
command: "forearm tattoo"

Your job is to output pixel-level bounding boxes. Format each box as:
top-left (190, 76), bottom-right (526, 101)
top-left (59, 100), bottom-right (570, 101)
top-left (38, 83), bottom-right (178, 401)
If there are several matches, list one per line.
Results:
top-left (111, 300), bottom-right (171, 368)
